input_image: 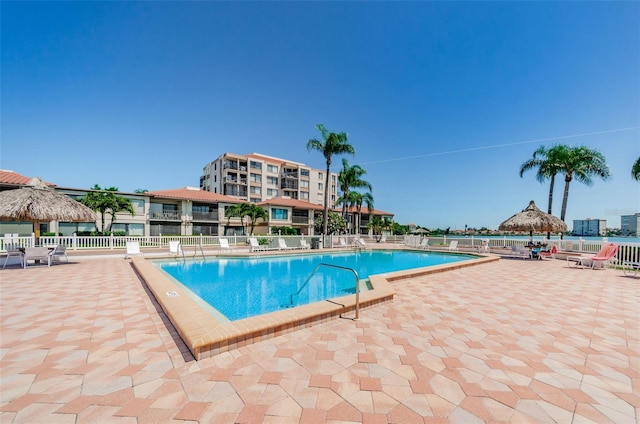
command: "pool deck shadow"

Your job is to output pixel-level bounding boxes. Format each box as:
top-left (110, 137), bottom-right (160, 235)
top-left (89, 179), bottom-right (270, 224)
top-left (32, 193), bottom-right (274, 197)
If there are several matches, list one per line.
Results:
top-left (130, 250), bottom-right (498, 359)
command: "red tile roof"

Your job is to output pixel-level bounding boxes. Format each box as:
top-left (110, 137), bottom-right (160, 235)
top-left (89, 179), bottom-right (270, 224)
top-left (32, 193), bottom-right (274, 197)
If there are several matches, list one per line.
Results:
top-left (146, 187), bottom-right (241, 203)
top-left (259, 197), bottom-right (324, 210)
top-left (340, 205), bottom-right (394, 216)
top-left (0, 170), bottom-right (56, 187)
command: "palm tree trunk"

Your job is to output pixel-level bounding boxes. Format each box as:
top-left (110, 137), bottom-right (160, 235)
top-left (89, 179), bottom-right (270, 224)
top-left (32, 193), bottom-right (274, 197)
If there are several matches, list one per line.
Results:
top-left (560, 175), bottom-right (572, 222)
top-left (547, 174), bottom-right (555, 214)
top-left (323, 163), bottom-right (331, 235)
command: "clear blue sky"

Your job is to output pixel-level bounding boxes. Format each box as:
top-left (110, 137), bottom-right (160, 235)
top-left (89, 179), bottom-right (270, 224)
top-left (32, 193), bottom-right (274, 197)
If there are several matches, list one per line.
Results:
top-left (2, 1), bottom-right (639, 230)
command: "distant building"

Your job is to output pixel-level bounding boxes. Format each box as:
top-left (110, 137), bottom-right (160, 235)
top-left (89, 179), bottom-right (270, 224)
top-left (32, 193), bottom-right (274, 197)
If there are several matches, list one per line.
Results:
top-left (572, 218), bottom-right (606, 237)
top-left (200, 152), bottom-right (337, 207)
top-left (621, 213), bottom-right (640, 237)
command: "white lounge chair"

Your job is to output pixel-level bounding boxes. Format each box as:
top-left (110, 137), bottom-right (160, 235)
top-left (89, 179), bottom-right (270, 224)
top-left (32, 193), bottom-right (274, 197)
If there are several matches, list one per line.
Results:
top-left (249, 237), bottom-right (268, 252)
top-left (169, 241), bottom-right (185, 259)
top-left (48, 244), bottom-right (69, 265)
top-left (125, 241), bottom-right (143, 259)
top-left (510, 244), bottom-right (530, 259)
top-left (338, 237), bottom-right (348, 248)
top-left (278, 238), bottom-right (295, 250)
top-left (219, 238), bottom-right (231, 252)
top-left (2, 243), bottom-right (24, 269)
top-left (419, 238), bottom-right (429, 250)
top-left (24, 247), bottom-right (51, 267)
top-left (300, 239), bottom-right (309, 249)
top-left (448, 240), bottom-right (459, 252)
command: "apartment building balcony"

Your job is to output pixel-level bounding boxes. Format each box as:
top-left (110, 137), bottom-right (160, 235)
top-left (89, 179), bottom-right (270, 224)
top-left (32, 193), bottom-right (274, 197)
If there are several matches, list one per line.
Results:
top-left (192, 211), bottom-right (219, 221)
top-left (149, 211), bottom-right (182, 221)
top-left (281, 181), bottom-right (298, 190)
top-left (292, 216), bottom-right (310, 224)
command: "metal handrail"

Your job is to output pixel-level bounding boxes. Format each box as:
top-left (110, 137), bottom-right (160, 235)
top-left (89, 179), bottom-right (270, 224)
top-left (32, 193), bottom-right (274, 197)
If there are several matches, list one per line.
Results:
top-left (291, 263), bottom-right (361, 320)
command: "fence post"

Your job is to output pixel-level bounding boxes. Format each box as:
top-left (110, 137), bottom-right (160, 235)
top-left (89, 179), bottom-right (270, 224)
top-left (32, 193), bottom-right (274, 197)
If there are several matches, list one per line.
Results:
top-left (72, 233), bottom-right (77, 250)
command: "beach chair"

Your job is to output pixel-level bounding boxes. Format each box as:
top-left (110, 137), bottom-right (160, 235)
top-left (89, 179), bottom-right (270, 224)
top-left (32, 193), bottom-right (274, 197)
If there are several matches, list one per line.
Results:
top-left (419, 238), bottom-right (429, 250)
top-left (219, 238), bottom-right (231, 253)
top-left (623, 261), bottom-right (640, 278)
top-left (169, 241), bottom-right (185, 260)
top-left (124, 241), bottom-right (143, 259)
top-left (510, 244), bottom-right (530, 259)
top-left (448, 240), bottom-right (459, 252)
top-left (338, 237), bottom-right (349, 248)
top-left (2, 243), bottom-right (25, 269)
top-left (538, 244), bottom-right (557, 260)
top-left (48, 244), bottom-right (69, 265)
top-left (24, 247), bottom-right (51, 267)
top-left (567, 243), bottom-right (618, 269)
top-left (300, 239), bottom-right (310, 249)
top-left (249, 237), bottom-right (270, 252)
top-left (278, 238), bottom-right (295, 250)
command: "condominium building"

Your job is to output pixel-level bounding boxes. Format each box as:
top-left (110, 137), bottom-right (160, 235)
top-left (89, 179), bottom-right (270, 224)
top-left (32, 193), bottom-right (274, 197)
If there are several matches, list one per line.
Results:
top-left (621, 213), bottom-right (640, 237)
top-left (572, 218), bottom-right (606, 237)
top-left (200, 153), bottom-right (338, 208)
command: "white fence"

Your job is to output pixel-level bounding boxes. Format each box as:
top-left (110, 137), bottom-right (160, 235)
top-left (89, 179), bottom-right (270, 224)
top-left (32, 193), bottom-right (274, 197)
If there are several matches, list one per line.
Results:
top-left (1, 234), bottom-right (638, 265)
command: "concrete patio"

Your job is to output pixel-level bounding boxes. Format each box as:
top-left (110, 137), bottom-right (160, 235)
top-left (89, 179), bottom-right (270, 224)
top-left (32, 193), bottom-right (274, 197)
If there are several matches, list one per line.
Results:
top-left (1, 253), bottom-right (638, 423)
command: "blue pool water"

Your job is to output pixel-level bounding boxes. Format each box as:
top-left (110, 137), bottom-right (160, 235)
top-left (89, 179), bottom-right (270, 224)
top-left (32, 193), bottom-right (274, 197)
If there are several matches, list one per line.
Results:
top-left (158, 250), bottom-right (475, 321)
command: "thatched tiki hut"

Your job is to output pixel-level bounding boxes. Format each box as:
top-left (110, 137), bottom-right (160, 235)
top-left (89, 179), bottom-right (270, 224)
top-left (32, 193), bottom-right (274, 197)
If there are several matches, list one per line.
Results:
top-left (0, 177), bottom-right (96, 239)
top-left (499, 200), bottom-right (567, 239)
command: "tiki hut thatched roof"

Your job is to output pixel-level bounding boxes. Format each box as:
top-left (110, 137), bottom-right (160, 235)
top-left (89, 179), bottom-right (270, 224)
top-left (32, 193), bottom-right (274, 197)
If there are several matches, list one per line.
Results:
top-left (0, 177), bottom-right (96, 222)
top-left (498, 200), bottom-right (567, 235)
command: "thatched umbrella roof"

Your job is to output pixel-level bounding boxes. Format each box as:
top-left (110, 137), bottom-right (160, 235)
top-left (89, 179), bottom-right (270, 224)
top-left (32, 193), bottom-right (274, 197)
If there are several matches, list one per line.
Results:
top-left (0, 177), bottom-right (96, 223)
top-left (498, 200), bottom-right (567, 236)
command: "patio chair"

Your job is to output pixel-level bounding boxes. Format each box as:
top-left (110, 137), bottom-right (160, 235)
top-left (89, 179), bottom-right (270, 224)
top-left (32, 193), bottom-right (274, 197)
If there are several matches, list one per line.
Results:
top-left (623, 261), bottom-right (640, 278)
top-left (567, 243), bottom-right (618, 269)
top-left (300, 239), bottom-right (310, 249)
top-left (24, 247), bottom-right (51, 268)
top-left (419, 238), bottom-right (430, 250)
top-left (169, 241), bottom-right (185, 260)
top-left (278, 238), bottom-right (296, 250)
top-left (510, 244), bottom-right (530, 259)
top-left (538, 244), bottom-right (557, 260)
top-left (2, 243), bottom-right (24, 269)
top-left (448, 240), bottom-right (458, 252)
top-left (219, 238), bottom-right (231, 252)
top-left (124, 241), bottom-right (143, 259)
top-left (48, 244), bottom-right (69, 265)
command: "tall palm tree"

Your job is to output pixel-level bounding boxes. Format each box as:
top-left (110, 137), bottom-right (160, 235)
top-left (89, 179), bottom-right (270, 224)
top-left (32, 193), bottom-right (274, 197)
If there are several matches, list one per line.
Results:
top-left (306, 124), bottom-right (355, 235)
top-left (632, 157), bottom-right (640, 181)
top-left (338, 158), bottom-right (372, 219)
top-left (520, 145), bottom-right (565, 214)
top-left (225, 202), bottom-right (268, 235)
top-left (354, 191), bottom-right (374, 236)
top-left (556, 146), bottom-right (611, 221)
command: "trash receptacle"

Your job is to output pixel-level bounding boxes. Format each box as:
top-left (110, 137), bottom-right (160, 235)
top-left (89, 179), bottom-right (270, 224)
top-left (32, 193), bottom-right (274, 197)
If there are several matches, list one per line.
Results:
top-left (311, 237), bottom-right (320, 249)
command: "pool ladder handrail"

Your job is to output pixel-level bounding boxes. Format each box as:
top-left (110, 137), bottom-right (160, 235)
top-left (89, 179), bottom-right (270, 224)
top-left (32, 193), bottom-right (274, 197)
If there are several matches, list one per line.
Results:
top-left (292, 263), bottom-right (361, 320)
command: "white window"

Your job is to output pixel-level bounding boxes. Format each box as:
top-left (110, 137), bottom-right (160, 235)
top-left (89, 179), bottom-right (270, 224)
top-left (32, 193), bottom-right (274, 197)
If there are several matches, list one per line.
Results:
top-left (250, 173), bottom-right (262, 183)
top-left (267, 188), bottom-right (278, 197)
top-left (268, 165), bottom-right (278, 173)
top-left (267, 176), bottom-right (278, 185)
top-left (250, 186), bottom-right (261, 194)
top-left (300, 180), bottom-right (309, 188)
top-left (300, 192), bottom-right (309, 200)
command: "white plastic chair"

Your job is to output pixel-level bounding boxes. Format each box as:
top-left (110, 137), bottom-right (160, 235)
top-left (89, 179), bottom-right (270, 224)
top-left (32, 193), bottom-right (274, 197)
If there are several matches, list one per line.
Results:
top-left (2, 243), bottom-right (25, 269)
top-left (219, 238), bottom-right (231, 252)
top-left (448, 240), bottom-right (459, 252)
top-left (125, 241), bottom-right (143, 259)
top-left (48, 245), bottom-right (69, 265)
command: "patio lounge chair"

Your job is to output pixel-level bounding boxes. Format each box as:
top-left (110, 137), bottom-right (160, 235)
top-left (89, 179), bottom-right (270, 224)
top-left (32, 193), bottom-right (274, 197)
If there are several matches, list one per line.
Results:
top-left (278, 238), bottom-right (296, 250)
top-left (219, 238), bottom-right (231, 252)
top-left (300, 239), bottom-right (310, 249)
top-left (124, 241), bottom-right (143, 259)
top-left (48, 244), bottom-right (69, 265)
top-left (510, 244), bottom-right (530, 259)
top-left (419, 238), bottom-right (429, 250)
top-left (448, 240), bottom-right (458, 252)
top-left (2, 243), bottom-right (24, 269)
top-left (567, 243), bottom-right (618, 269)
top-left (623, 261), bottom-right (640, 278)
top-left (538, 244), bottom-right (557, 260)
top-left (24, 247), bottom-right (51, 268)
top-left (169, 241), bottom-right (185, 260)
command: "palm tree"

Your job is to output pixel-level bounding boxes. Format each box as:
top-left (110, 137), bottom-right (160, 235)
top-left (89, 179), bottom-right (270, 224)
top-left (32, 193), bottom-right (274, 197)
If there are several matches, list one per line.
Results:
top-left (556, 146), bottom-right (611, 221)
top-left (79, 184), bottom-right (134, 234)
top-left (520, 145), bottom-right (565, 214)
top-left (632, 157), bottom-right (640, 181)
top-left (353, 191), bottom-right (374, 236)
top-left (225, 202), bottom-right (268, 235)
top-left (337, 158), bottom-right (372, 220)
top-left (306, 124), bottom-right (355, 235)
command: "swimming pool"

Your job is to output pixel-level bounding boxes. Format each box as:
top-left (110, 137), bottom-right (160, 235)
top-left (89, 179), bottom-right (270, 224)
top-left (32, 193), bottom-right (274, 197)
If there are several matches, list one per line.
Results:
top-left (158, 250), bottom-right (475, 321)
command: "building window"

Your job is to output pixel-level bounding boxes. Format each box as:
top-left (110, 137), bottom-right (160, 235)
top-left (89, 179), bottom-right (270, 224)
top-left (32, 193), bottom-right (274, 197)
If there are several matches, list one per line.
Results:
top-left (250, 161), bottom-right (262, 170)
top-left (318, 172), bottom-right (323, 180)
top-left (318, 182), bottom-right (323, 190)
top-left (267, 188), bottom-right (278, 197)
top-left (300, 169), bottom-right (310, 177)
top-left (250, 173), bottom-right (262, 183)
top-left (271, 208), bottom-right (288, 220)
top-left (300, 180), bottom-right (309, 188)
top-left (300, 192), bottom-right (309, 200)
top-left (267, 176), bottom-right (278, 185)
top-left (250, 186), bottom-right (261, 194)
top-left (268, 164), bottom-right (278, 173)
top-left (250, 197), bottom-right (261, 203)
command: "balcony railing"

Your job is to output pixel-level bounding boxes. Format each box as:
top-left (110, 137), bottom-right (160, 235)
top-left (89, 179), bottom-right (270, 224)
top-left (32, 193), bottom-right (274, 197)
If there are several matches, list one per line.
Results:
top-left (192, 211), bottom-right (219, 221)
top-left (149, 211), bottom-right (181, 220)
top-left (292, 216), bottom-right (310, 224)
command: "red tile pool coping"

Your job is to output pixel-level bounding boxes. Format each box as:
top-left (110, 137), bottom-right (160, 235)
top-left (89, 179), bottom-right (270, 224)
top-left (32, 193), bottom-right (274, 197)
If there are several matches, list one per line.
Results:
top-left (131, 249), bottom-right (498, 360)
